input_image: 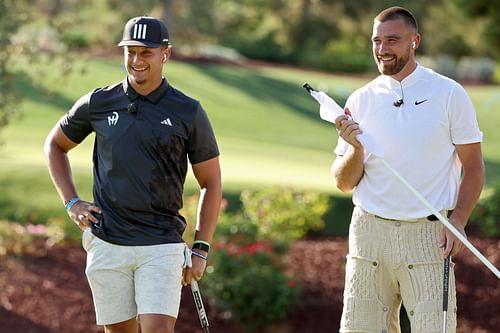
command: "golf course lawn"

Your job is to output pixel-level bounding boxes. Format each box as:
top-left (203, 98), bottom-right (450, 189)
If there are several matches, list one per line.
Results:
top-left (1, 57), bottom-right (499, 227)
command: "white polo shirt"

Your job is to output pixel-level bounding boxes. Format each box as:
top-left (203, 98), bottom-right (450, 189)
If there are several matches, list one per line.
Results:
top-left (335, 64), bottom-right (483, 219)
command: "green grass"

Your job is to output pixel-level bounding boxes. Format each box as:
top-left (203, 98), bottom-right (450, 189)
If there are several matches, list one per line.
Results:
top-left (0, 58), bottom-right (499, 235)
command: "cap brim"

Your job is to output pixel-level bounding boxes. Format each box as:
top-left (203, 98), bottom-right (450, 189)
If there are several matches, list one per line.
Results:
top-left (117, 40), bottom-right (161, 48)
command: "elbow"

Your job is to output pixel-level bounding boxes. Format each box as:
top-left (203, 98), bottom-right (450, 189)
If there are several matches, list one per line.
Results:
top-left (331, 166), bottom-right (355, 193)
top-left (464, 159), bottom-right (485, 186)
top-left (474, 162), bottom-right (486, 188)
top-left (43, 126), bottom-right (59, 159)
top-left (335, 180), bottom-right (355, 193)
top-left (201, 175), bottom-right (222, 197)
top-left (43, 134), bottom-right (62, 161)
top-left (43, 136), bottom-right (54, 160)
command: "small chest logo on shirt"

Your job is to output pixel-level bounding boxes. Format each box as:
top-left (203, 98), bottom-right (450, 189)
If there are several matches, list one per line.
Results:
top-left (415, 99), bottom-right (428, 105)
top-left (161, 118), bottom-right (172, 126)
top-left (108, 112), bottom-right (119, 126)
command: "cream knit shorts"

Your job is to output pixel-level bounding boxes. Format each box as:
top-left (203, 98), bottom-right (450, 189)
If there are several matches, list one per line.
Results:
top-left (82, 229), bottom-right (186, 325)
top-left (340, 206), bottom-right (457, 333)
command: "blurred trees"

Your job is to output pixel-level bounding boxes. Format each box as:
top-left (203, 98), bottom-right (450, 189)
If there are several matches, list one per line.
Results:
top-left (1, 0), bottom-right (498, 134)
top-left (0, 0), bottom-right (29, 135)
top-left (451, 0), bottom-right (500, 59)
top-left (167, 0), bottom-right (498, 65)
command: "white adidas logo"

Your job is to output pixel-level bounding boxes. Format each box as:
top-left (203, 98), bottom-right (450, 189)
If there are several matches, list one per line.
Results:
top-left (161, 118), bottom-right (172, 126)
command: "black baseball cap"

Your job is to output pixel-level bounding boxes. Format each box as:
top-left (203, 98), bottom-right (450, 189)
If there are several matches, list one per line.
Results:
top-left (118, 16), bottom-right (170, 48)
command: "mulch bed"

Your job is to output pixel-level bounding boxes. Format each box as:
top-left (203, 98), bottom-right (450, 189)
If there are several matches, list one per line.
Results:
top-left (0, 235), bottom-right (498, 333)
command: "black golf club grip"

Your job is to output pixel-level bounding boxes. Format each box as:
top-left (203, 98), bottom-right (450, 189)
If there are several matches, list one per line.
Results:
top-left (303, 82), bottom-right (315, 93)
top-left (443, 256), bottom-right (451, 311)
top-left (191, 280), bottom-right (210, 332)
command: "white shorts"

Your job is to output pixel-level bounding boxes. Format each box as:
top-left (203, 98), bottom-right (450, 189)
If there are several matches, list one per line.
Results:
top-left (82, 228), bottom-right (186, 325)
top-left (340, 206), bottom-right (457, 333)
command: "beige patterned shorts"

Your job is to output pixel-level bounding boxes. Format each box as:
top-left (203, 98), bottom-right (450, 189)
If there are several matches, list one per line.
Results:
top-left (340, 206), bottom-right (457, 333)
top-left (82, 229), bottom-right (186, 325)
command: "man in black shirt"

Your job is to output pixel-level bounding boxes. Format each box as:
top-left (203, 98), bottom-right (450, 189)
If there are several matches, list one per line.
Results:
top-left (44, 16), bottom-right (221, 333)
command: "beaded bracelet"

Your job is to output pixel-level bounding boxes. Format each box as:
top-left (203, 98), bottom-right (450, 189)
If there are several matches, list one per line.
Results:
top-left (65, 195), bottom-right (81, 211)
top-left (191, 251), bottom-right (208, 261)
top-left (192, 240), bottom-right (210, 253)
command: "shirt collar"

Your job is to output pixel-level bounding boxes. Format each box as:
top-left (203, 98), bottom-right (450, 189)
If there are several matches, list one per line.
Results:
top-left (122, 78), bottom-right (169, 103)
top-left (382, 63), bottom-right (424, 89)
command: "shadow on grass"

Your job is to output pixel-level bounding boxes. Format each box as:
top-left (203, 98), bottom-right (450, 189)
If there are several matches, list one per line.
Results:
top-left (14, 71), bottom-right (75, 112)
top-left (189, 62), bottom-right (348, 123)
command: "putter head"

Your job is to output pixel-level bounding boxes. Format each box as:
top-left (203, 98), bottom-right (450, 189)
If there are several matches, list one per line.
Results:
top-left (303, 83), bottom-right (315, 93)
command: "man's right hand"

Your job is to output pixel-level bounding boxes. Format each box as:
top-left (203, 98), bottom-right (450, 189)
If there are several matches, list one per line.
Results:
top-left (68, 200), bottom-right (102, 231)
top-left (335, 107), bottom-right (363, 149)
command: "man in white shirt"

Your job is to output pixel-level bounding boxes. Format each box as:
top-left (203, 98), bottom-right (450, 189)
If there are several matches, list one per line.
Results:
top-left (332, 6), bottom-right (484, 333)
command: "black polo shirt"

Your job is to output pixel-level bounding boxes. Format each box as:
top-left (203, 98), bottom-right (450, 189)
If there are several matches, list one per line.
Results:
top-left (60, 78), bottom-right (219, 245)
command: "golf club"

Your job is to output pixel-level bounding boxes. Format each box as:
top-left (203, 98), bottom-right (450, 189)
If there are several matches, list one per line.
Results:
top-left (191, 279), bottom-right (210, 333)
top-left (303, 82), bottom-right (500, 279)
top-left (442, 256), bottom-right (452, 333)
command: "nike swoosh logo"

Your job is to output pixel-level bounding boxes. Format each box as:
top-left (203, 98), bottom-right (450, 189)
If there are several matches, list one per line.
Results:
top-left (415, 99), bottom-right (427, 105)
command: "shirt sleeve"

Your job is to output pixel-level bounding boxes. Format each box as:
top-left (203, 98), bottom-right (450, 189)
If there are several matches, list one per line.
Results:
top-left (59, 92), bottom-right (93, 143)
top-left (187, 103), bottom-right (220, 164)
top-left (448, 83), bottom-right (483, 144)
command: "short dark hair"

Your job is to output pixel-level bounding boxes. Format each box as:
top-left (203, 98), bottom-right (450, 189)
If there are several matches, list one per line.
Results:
top-left (374, 6), bottom-right (418, 32)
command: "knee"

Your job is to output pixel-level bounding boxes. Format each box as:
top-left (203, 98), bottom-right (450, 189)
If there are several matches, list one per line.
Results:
top-left (139, 314), bottom-right (176, 333)
top-left (104, 319), bottom-right (138, 333)
top-left (142, 325), bottom-right (174, 333)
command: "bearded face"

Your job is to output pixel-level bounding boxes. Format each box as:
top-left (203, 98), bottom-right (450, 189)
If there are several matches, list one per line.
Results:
top-left (371, 18), bottom-right (418, 80)
top-left (374, 46), bottom-right (411, 76)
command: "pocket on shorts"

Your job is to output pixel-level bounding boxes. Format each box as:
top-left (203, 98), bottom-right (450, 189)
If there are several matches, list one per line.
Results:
top-left (344, 254), bottom-right (380, 298)
top-left (404, 261), bottom-right (456, 332)
top-left (409, 300), bottom-right (440, 332)
top-left (341, 255), bottom-right (386, 330)
top-left (81, 228), bottom-right (94, 252)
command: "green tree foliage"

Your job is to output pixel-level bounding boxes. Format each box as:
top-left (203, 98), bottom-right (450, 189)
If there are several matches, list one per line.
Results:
top-left (174, 0), bottom-right (497, 71)
top-left (0, 0), bottom-right (84, 135)
top-left (0, 0), bottom-right (29, 134)
top-left (1, 0), bottom-right (497, 135)
top-left (451, 0), bottom-right (500, 58)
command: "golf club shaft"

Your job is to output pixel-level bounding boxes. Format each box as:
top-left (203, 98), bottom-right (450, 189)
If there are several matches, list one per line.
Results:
top-left (442, 256), bottom-right (451, 333)
top-left (191, 280), bottom-right (210, 333)
top-left (381, 159), bottom-right (500, 279)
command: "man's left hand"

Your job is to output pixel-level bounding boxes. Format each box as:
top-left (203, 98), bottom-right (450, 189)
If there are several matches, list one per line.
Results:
top-left (182, 252), bottom-right (207, 286)
top-left (439, 218), bottom-right (467, 257)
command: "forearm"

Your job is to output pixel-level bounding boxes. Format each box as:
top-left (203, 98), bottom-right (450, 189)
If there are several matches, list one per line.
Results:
top-left (194, 182), bottom-right (222, 244)
top-left (331, 146), bottom-right (365, 192)
top-left (451, 166), bottom-right (484, 227)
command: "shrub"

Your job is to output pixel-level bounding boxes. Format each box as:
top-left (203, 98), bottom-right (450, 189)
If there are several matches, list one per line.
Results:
top-left (320, 39), bottom-right (373, 73)
top-left (203, 238), bottom-right (300, 331)
top-left (60, 30), bottom-right (90, 49)
top-left (240, 187), bottom-right (329, 249)
top-left (202, 187), bottom-right (330, 331)
top-left (0, 220), bottom-right (64, 257)
top-left (181, 193), bottom-right (229, 246)
top-left (471, 185), bottom-right (500, 238)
